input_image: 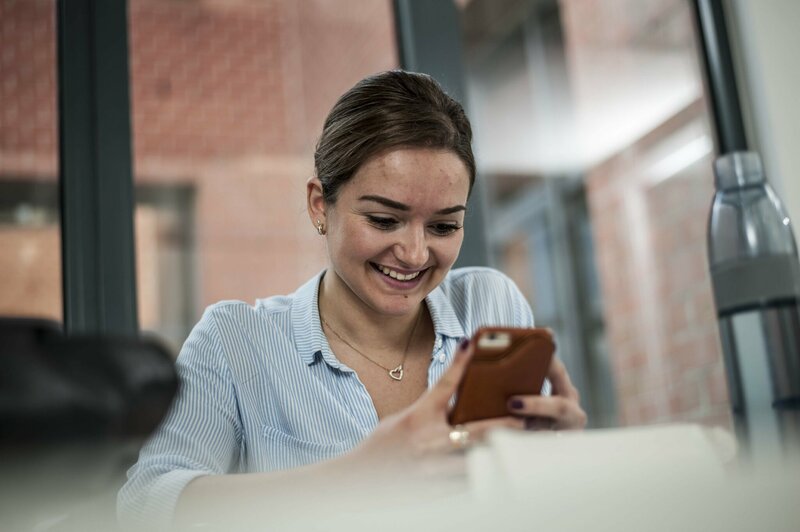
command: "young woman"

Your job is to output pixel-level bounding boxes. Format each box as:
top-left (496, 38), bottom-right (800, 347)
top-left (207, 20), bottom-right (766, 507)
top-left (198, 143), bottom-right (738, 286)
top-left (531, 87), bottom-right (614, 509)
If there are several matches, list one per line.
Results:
top-left (119, 70), bottom-right (586, 529)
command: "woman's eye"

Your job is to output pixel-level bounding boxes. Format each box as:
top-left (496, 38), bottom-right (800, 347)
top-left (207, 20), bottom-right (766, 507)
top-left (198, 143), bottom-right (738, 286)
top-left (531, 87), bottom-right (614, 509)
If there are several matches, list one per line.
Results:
top-left (430, 223), bottom-right (461, 236)
top-left (366, 215), bottom-right (398, 230)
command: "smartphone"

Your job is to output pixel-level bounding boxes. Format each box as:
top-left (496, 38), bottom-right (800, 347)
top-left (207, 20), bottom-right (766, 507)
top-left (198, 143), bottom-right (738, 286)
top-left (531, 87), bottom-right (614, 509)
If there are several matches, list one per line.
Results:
top-left (448, 327), bottom-right (555, 425)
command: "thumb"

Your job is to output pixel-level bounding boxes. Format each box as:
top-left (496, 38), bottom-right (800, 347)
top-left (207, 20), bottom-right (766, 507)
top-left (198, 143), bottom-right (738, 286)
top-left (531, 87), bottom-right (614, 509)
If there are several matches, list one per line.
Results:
top-left (424, 337), bottom-right (473, 410)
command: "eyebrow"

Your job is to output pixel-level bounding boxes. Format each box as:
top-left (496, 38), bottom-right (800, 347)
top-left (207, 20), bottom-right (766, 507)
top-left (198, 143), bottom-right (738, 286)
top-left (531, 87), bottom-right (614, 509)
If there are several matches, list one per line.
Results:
top-left (358, 195), bottom-right (466, 215)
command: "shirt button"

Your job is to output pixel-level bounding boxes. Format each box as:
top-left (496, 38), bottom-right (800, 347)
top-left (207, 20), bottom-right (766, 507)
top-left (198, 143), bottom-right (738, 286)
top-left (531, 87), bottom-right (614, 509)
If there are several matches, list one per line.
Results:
top-left (438, 353), bottom-right (446, 363)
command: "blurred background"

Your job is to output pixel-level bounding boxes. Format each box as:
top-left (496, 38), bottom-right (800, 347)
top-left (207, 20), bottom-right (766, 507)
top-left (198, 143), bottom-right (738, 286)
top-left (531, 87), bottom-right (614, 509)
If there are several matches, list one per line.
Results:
top-left (1, 0), bottom-right (798, 436)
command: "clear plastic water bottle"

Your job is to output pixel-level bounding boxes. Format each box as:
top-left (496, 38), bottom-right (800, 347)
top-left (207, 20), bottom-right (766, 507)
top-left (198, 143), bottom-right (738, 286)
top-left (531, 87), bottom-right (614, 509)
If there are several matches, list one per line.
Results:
top-left (708, 151), bottom-right (800, 457)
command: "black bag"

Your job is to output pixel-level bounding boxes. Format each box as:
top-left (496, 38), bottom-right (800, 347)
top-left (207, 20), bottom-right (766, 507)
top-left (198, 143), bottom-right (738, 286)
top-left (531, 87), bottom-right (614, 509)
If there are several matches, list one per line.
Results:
top-left (0, 317), bottom-right (178, 443)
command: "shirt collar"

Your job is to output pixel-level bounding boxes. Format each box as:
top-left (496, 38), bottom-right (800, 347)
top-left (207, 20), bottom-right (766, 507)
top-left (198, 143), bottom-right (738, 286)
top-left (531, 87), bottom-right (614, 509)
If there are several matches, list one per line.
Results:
top-left (291, 270), bottom-right (334, 367)
top-left (424, 282), bottom-right (465, 340)
top-left (291, 270), bottom-right (466, 366)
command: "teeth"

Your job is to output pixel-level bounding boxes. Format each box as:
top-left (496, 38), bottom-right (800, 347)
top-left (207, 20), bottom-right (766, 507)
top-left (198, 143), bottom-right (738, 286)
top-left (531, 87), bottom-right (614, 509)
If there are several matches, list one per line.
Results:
top-left (378, 265), bottom-right (421, 281)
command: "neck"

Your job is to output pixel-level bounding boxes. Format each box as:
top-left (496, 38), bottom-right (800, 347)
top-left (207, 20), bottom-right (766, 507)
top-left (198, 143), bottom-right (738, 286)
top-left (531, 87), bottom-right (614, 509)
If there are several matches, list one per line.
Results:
top-left (318, 270), bottom-right (426, 351)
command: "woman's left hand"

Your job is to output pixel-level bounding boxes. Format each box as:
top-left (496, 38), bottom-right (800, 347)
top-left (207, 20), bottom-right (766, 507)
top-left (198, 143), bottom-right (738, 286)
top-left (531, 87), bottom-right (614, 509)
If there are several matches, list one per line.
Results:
top-left (506, 357), bottom-right (587, 430)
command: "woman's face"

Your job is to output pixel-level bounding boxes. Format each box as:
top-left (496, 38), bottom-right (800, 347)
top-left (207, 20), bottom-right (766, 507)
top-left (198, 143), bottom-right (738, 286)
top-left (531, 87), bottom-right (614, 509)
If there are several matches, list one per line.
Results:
top-left (312, 147), bottom-right (470, 318)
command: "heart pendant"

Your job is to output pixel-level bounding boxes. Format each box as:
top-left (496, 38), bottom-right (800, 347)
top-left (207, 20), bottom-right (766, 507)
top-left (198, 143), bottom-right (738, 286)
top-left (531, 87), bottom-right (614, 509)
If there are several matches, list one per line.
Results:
top-left (389, 365), bottom-right (404, 381)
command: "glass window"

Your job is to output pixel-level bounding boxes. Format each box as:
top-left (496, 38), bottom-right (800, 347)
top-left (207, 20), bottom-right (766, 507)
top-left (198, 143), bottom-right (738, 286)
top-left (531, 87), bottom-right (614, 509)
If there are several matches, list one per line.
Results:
top-left (127, 0), bottom-right (399, 353)
top-left (0, 0), bottom-right (61, 322)
top-left (460, 0), bottom-right (730, 429)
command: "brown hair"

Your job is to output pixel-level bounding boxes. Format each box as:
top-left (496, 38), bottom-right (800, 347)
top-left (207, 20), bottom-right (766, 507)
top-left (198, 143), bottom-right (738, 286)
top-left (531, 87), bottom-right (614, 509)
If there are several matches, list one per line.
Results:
top-left (314, 70), bottom-right (476, 204)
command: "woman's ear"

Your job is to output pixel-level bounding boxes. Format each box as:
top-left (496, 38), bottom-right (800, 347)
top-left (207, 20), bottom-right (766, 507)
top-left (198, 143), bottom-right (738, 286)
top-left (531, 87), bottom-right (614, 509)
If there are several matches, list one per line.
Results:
top-left (306, 177), bottom-right (326, 230)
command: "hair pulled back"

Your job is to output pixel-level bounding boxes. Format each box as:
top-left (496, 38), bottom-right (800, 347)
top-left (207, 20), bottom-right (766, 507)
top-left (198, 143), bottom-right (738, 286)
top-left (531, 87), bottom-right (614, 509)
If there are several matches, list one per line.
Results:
top-left (314, 70), bottom-right (476, 204)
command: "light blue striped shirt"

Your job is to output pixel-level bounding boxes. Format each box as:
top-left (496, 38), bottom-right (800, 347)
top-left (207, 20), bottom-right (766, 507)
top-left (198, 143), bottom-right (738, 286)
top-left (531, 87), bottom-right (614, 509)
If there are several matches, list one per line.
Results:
top-left (118, 267), bottom-right (534, 527)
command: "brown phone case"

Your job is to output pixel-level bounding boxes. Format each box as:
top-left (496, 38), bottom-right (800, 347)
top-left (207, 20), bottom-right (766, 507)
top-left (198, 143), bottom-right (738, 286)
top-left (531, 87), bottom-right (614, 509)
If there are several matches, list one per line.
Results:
top-left (448, 327), bottom-right (554, 426)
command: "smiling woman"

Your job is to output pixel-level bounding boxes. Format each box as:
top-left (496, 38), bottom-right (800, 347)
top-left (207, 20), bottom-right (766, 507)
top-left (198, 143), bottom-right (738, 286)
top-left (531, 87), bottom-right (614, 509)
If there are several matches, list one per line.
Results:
top-left (310, 148), bottom-right (469, 319)
top-left (117, 70), bottom-right (586, 529)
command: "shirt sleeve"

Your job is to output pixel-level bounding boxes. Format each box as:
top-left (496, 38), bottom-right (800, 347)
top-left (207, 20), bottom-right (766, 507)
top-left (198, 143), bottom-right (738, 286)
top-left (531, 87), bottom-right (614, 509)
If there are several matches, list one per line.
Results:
top-left (117, 308), bottom-right (242, 530)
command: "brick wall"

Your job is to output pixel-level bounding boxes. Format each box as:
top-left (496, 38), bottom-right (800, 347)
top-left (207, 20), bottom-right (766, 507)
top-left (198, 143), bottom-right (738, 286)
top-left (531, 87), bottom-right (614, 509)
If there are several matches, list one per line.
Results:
top-left (0, 0), bottom-right (398, 335)
top-left (129, 0), bottom-right (398, 314)
top-left (0, 225), bottom-right (60, 317)
top-left (585, 101), bottom-right (732, 429)
top-left (129, 0), bottom-right (398, 317)
top-left (0, 0), bottom-right (58, 178)
top-left (0, 0), bottom-right (59, 320)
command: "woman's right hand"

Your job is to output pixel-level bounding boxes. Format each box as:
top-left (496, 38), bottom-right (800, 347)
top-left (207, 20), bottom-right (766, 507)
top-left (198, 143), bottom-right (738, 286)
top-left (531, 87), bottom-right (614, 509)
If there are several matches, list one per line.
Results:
top-left (345, 338), bottom-right (525, 479)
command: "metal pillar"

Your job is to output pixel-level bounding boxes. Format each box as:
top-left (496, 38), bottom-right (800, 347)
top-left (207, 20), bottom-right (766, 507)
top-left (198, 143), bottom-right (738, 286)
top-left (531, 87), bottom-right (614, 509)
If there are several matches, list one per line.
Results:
top-left (394, 0), bottom-right (491, 268)
top-left (57, 0), bottom-right (138, 335)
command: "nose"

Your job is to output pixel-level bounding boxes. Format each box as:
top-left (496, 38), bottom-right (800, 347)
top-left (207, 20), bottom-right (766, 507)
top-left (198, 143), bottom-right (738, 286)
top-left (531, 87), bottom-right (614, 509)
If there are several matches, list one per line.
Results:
top-left (394, 224), bottom-right (429, 268)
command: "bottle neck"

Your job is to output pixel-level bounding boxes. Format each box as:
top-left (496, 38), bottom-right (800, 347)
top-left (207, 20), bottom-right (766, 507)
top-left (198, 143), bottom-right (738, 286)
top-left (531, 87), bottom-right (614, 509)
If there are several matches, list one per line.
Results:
top-left (714, 151), bottom-right (765, 190)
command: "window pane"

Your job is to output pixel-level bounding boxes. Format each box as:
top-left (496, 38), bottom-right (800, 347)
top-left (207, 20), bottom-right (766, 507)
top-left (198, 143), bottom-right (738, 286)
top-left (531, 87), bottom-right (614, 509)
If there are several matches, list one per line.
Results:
top-left (460, 0), bottom-right (730, 429)
top-left (128, 0), bottom-right (398, 353)
top-left (0, 0), bottom-right (60, 322)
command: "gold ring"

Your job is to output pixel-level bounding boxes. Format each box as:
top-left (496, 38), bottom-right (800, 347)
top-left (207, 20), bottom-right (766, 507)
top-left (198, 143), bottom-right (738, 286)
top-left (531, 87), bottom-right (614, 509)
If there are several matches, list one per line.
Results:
top-left (448, 425), bottom-right (471, 451)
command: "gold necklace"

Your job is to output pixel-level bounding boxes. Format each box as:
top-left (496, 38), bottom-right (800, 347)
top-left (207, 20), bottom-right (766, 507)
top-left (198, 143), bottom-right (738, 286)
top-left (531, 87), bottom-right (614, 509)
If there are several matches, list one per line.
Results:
top-left (321, 308), bottom-right (422, 381)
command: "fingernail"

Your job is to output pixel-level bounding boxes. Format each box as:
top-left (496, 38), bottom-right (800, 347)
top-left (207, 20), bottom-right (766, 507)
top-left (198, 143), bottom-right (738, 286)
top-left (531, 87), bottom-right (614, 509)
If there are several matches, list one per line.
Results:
top-left (508, 399), bottom-right (524, 410)
top-left (458, 337), bottom-right (470, 350)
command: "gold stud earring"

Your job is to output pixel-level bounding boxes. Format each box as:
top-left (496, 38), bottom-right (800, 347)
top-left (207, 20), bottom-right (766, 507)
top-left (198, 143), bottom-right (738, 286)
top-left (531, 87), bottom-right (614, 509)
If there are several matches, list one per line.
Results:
top-left (316, 219), bottom-right (326, 236)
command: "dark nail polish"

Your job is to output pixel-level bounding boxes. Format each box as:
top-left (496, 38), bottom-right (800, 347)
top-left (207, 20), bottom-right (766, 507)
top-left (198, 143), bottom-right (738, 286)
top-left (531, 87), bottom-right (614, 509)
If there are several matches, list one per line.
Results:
top-left (509, 399), bottom-right (524, 410)
top-left (458, 337), bottom-right (470, 350)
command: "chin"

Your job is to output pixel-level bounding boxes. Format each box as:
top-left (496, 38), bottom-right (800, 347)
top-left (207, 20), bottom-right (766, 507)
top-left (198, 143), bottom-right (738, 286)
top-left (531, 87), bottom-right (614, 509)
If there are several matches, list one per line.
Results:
top-left (371, 296), bottom-right (423, 317)
top-left (373, 283), bottom-right (436, 314)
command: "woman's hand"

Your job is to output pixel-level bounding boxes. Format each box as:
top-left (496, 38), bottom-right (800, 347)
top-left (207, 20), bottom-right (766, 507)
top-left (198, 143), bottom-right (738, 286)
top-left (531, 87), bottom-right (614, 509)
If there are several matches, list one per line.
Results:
top-left (506, 357), bottom-right (587, 430)
top-left (343, 339), bottom-right (586, 488)
top-left (346, 338), bottom-right (524, 478)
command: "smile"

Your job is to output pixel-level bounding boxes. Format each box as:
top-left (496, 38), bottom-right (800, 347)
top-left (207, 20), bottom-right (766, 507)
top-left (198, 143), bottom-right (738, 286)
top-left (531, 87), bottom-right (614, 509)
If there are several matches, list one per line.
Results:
top-left (371, 263), bottom-right (426, 282)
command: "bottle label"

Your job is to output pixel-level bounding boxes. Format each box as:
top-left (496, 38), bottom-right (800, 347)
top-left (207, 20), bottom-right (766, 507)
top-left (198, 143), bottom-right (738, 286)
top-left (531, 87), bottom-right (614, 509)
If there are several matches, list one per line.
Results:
top-left (711, 255), bottom-right (800, 314)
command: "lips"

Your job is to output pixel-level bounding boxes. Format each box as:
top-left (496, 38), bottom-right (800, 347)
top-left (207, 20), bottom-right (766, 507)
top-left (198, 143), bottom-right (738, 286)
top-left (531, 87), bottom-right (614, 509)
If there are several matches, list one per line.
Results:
top-left (371, 262), bottom-right (428, 282)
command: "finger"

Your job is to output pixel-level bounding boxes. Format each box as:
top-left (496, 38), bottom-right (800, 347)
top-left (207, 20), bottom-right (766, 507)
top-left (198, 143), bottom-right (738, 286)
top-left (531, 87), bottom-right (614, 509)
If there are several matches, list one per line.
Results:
top-left (423, 337), bottom-right (473, 409)
top-left (547, 358), bottom-right (580, 401)
top-left (414, 416), bottom-right (523, 456)
top-left (507, 395), bottom-right (587, 430)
